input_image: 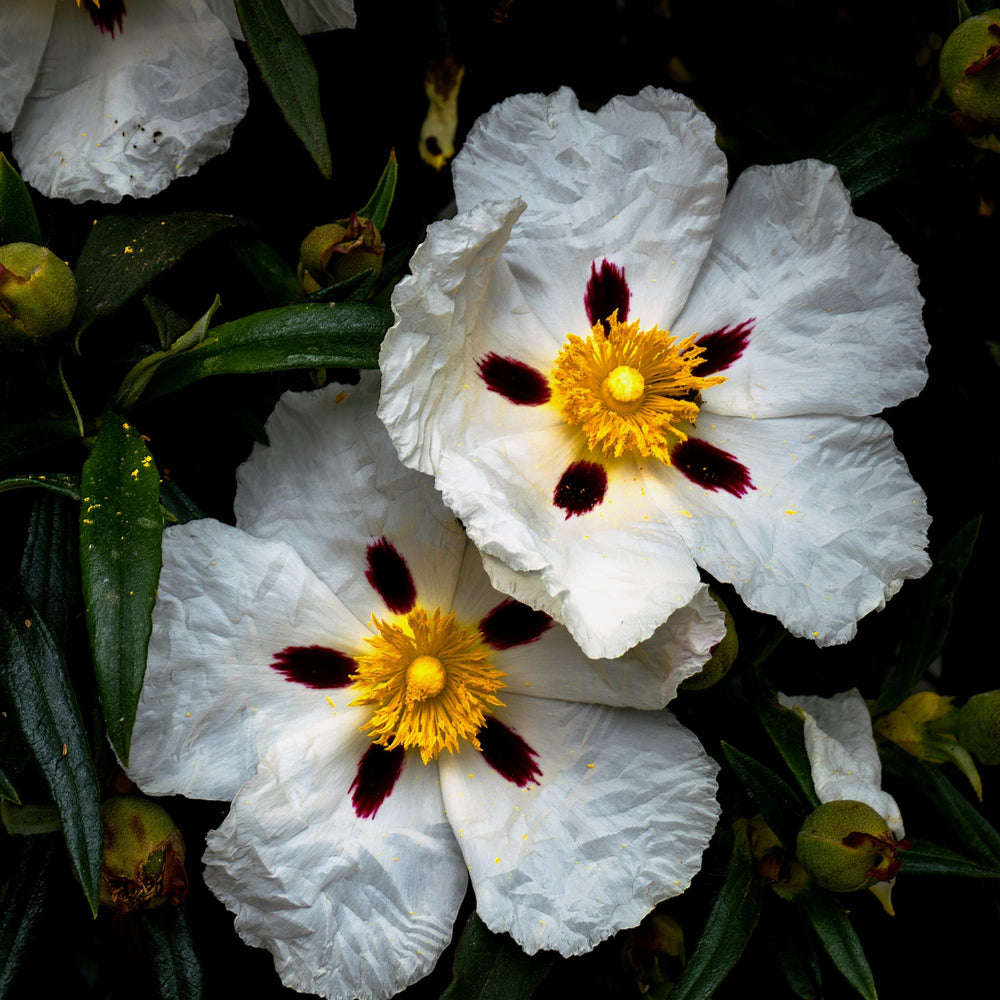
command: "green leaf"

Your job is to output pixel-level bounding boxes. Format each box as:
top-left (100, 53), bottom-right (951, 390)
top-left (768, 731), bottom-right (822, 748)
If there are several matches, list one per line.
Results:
top-left (0, 416), bottom-right (81, 466)
top-left (80, 414), bottom-right (163, 764)
top-left (763, 896), bottom-right (823, 1000)
top-left (234, 0), bottom-right (331, 178)
top-left (439, 912), bottom-right (555, 1000)
top-left (872, 517), bottom-right (981, 715)
top-left (0, 473), bottom-right (81, 501)
top-left (73, 211), bottom-right (243, 346)
top-left (143, 301), bottom-right (391, 398)
top-left (230, 237), bottom-right (300, 306)
top-left (1, 800), bottom-right (62, 835)
top-left (159, 479), bottom-right (206, 526)
top-left (0, 765), bottom-right (18, 804)
top-left (0, 153), bottom-right (42, 245)
top-left (902, 837), bottom-right (1000, 879)
top-left (0, 599), bottom-right (103, 915)
top-left (304, 266), bottom-right (379, 304)
top-left (795, 885), bottom-right (877, 1000)
top-left (670, 828), bottom-right (763, 1000)
top-left (359, 150), bottom-right (399, 232)
top-left (140, 907), bottom-right (204, 1000)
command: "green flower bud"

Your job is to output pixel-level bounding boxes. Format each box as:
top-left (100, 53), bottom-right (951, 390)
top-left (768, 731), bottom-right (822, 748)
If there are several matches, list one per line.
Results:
top-left (0, 242), bottom-right (77, 349)
top-left (297, 212), bottom-right (384, 293)
top-left (680, 591), bottom-right (738, 691)
top-left (940, 9), bottom-right (1000, 125)
top-left (959, 690), bottom-right (1000, 765)
top-left (796, 800), bottom-right (906, 893)
top-left (100, 795), bottom-right (187, 914)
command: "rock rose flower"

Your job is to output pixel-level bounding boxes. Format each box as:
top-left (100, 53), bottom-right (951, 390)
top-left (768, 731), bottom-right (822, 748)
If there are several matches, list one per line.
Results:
top-left (378, 87), bottom-right (931, 660)
top-left (0, 0), bottom-right (354, 203)
top-left (126, 375), bottom-right (723, 1000)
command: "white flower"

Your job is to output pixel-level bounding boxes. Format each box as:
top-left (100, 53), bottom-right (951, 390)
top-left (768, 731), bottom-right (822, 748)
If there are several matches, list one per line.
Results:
top-left (378, 86), bottom-right (931, 661)
top-left (0, 0), bottom-right (354, 204)
top-left (126, 375), bottom-right (723, 1000)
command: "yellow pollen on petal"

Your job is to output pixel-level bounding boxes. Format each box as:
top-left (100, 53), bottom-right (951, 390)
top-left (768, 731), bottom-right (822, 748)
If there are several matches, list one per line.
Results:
top-left (551, 312), bottom-right (726, 461)
top-left (350, 606), bottom-right (506, 764)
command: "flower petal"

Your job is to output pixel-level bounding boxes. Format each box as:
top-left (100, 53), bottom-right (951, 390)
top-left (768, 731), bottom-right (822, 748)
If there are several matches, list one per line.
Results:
top-left (204, 728), bottom-right (466, 1000)
top-left (236, 376), bottom-right (468, 624)
top-left (203, 0), bottom-right (355, 39)
top-left (0, 0), bottom-right (55, 132)
top-left (452, 87), bottom-right (728, 334)
top-left (676, 160), bottom-right (927, 417)
top-left (663, 412), bottom-right (930, 645)
top-left (127, 518), bottom-right (368, 801)
top-left (12, 0), bottom-right (248, 204)
top-left (439, 696), bottom-right (719, 956)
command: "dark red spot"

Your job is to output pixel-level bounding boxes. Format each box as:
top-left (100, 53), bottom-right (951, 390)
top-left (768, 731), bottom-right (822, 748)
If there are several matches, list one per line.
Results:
top-left (693, 319), bottom-right (754, 376)
top-left (478, 599), bottom-right (553, 650)
top-left (673, 438), bottom-right (755, 498)
top-left (270, 646), bottom-right (356, 689)
top-left (477, 718), bottom-right (541, 787)
top-left (350, 745), bottom-right (405, 819)
top-left (966, 25), bottom-right (1000, 76)
top-left (553, 461), bottom-right (607, 517)
top-left (84, 0), bottom-right (126, 36)
top-left (476, 353), bottom-right (551, 405)
top-left (584, 258), bottom-right (630, 333)
top-left (366, 538), bottom-right (416, 614)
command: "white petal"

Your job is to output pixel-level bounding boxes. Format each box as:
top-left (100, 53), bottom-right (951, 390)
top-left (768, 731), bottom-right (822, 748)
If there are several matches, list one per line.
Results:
top-left (439, 697), bottom-right (719, 956)
top-left (779, 689), bottom-right (904, 837)
top-left (203, 0), bottom-right (355, 39)
top-left (236, 376), bottom-right (467, 623)
top-left (676, 160), bottom-right (927, 417)
top-left (12, 0), bottom-right (248, 204)
top-left (127, 519), bottom-right (368, 801)
top-left (452, 87), bottom-right (728, 334)
top-left (0, 0), bottom-right (55, 132)
top-left (204, 728), bottom-right (466, 1000)
top-left (663, 412), bottom-right (930, 645)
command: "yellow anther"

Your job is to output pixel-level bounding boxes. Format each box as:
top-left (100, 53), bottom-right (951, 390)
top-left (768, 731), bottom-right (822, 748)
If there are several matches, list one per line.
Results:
top-left (406, 655), bottom-right (446, 702)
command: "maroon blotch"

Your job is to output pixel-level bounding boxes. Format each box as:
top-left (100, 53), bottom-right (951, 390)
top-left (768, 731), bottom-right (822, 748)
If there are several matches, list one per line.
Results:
top-left (479, 599), bottom-right (553, 650)
top-left (270, 646), bottom-right (356, 689)
top-left (477, 718), bottom-right (542, 787)
top-left (553, 461), bottom-right (608, 518)
top-left (693, 318), bottom-right (754, 376)
top-left (84, 0), bottom-right (126, 35)
top-left (366, 537), bottom-right (417, 614)
top-left (477, 353), bottom-right (551, 406)
top-left (673, 438), bottom-right (755, 498)
top-left (350, 745), bottom-right (405, 819)
top-left (584, 258), bottom-right (631, 333)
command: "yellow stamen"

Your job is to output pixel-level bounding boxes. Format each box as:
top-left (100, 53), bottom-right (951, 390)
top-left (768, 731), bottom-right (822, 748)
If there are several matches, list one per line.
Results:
top-left (551, 312), bottom-right (726, 461)
top-left (350, 607), bottom-right (506, 764)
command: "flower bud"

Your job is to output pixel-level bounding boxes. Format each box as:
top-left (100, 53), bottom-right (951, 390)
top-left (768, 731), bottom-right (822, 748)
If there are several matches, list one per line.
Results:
top-left (297, 213), bottom-right (384, 293)
top-left (680, 591), bottom-right (738, 690)
top-left (622, 909), bottom-right (686, 993)
top-left (796, 800), bottom-right (906, 893)
top-left (940, 9), bottom-right (1000, 125)
top-left (0, 242), bottom-right (77, 349)
top-left (100, 795), bottom-right (187, 914)
top-left (959, 690), bottom-right (1000, 765)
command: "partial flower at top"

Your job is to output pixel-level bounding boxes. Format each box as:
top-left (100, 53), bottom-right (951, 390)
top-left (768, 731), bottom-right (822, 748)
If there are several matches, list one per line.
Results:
top-left (0, 0), bottom-right (354, 204)
top-left (379, 87), bottom-right (931, 660)
top-left (126, 375), bottom-right (723, 1000)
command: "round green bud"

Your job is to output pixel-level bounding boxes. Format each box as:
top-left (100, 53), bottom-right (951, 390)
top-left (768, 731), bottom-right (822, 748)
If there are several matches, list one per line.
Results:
top-left (796, 800), bottom-right (902, 893)
top-left (0, 243), bottom-right (77, 349)
top-left (940, 9), bottom-right (1000, 125)
top-left (298, 213), bottom-right (384, 293)
top-left (100, 795), bottom-right (187, 914)
top-left (680, 592), bottom-right (738, 691)
top-left (959, 690), bottom-right (1000, 765)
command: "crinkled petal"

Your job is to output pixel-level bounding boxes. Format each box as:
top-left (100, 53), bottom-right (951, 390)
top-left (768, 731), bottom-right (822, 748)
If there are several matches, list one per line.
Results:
top-left (779, 689), bottom-right (904, 837)
top-left (237, 375), bottom-right (467, 623)
top-left (12, 0), bottom-right (248, 204)
top-left (676, 161), bottom-right (927, 418)
top-left (128, 519), bottom-right (368, 802)
top-left (0, 0), bottom-right (55, 132)
top-left (452, 87), bottom-right (727, 334)
top-left (203, 0), bottom-right (355, 39)
top-left (663, 412), bottom-right (930, 645)
top-left (204, 728), bottom-right (466, 1000)
top-left (439, 696), bottom-right (719, 956)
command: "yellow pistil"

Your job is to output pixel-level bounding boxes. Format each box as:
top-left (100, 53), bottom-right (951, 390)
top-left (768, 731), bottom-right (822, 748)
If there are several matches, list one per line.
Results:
top-left (350, 606), bottom-right (506, 764)
top-left (552, 312), bottom-right (726, 461)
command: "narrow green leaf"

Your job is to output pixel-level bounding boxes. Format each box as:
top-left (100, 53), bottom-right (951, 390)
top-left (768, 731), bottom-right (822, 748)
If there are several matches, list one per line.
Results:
top-left (140, 907), bottom-right (204, 1000)
top-left (1, 800), bottom-right (62, 834)
top-left (235, 0), bottom-right (331, 178)
top-left (763, 895), bottom-right (823, 1000)
top-left (872, 517), bottom-right (981, 715)
top-left (439, 912), bottom-right (555, 1000)
top-left (0, 599), bottom-right (103, 914)
top-left (304, 267), bottom-right (379, 304)
top-left (0, 153), bottom-right (42, 245)
top-left (795, 885), bottom-right (877, 1000)
top-left (144, 302), bottom-right (391, 399)
top-left (0, 473), bottom-right (81, 501)
top-left (80, 414), bottom-right (163, 764)
top-left (230, 237), bottom-right (300, 306)
top-left (958, 0), bottom-right (975, 20)
top-left (0, 765), bottom-right (19, 804)
top-left (902, 837), bottom-right (1000, 879)
top-left (0, 416), bottom-right (81, 466)
top-left (143, 294), bottom-right (195, 351)
top-left (670, 829), bottom-right (763, 1000)
top-left (0, 836), bottom-right (57, 997)
top-left (159, 479), bottom-right (206, 526)
top-left (358, 150), bottom-right (399, 232)
top-left (73, 211), bottom-right (243, 345)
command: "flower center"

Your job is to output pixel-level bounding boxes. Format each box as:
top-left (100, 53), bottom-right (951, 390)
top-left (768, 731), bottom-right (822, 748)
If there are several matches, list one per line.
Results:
top-left (551, 312), bottom-right (726, 461)
top-left (350, 606), bottom-right (506, 764)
